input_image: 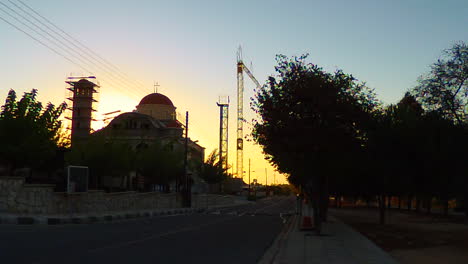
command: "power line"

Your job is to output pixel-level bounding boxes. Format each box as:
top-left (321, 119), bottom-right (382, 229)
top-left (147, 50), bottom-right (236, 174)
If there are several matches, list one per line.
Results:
top-left (13, 0), bottom-right (148, 92)
top-left (2, 0), bottom-right (148, 97)
top-left (0, 14), bottom-right (91, 75)
top-left (0, 6), bottom-right (142, 100)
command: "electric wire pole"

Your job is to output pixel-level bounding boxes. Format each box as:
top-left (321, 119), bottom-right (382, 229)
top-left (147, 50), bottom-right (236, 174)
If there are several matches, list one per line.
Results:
top-left (248, 158), bottom-right (251, 196)
top-left (183, 111), bottom-right (191, 207)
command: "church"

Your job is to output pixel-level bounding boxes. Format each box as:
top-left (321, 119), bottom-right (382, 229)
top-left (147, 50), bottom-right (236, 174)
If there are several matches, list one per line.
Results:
top-left (67, 78), bottom-right (205, 192)
top-left (101, 92), bottom-right (197, 150)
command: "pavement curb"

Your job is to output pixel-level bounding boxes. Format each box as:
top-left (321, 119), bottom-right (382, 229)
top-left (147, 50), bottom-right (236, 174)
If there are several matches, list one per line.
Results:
top-left (257, 214), bottom-right (297, 264)
top-left (0, 207), bottom-right (206, 225)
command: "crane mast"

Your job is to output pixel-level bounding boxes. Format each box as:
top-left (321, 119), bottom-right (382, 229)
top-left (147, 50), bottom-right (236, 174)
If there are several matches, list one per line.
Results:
top-left (237, 59), bottom-right (244, 179)
top-left (236, 49), bottom-right (261, 181)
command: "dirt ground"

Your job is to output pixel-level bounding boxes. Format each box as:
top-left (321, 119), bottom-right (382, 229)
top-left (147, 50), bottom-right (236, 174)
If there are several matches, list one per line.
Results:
top-left (330, 207), bottom-right (468, 264)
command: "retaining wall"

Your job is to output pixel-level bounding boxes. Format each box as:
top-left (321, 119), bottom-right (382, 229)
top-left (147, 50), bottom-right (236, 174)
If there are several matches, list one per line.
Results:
top-left (0, 177), bottom-right (237, 215)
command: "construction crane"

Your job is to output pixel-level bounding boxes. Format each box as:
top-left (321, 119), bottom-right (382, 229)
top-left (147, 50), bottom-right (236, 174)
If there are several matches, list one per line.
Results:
top-left (236, 47), bottom-right (261, 180)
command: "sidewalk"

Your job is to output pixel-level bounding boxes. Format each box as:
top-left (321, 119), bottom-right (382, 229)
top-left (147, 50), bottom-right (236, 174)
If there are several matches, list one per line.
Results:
top-left (260, 213), bottom-right (399, 264)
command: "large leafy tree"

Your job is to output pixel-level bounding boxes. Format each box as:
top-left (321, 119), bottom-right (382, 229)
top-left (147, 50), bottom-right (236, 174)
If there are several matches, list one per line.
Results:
top-left (66, 136), bottom-right (133, 190)
top-left (414, 42), bottom-right (467, 124)
top-left (135, 141), bottom-right (183, 191)
top-left (251, 55), bottom-right (379, 230)
top-left (413, 41), bottom-right (468, 214)
top-left (365, 93), bottom-right (426, 223)
top-left (0, 89), bottom-right (66, 175)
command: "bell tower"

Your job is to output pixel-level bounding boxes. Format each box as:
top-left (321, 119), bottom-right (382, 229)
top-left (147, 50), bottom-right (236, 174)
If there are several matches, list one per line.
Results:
top-left (66, 76), bottom-right (99, 147)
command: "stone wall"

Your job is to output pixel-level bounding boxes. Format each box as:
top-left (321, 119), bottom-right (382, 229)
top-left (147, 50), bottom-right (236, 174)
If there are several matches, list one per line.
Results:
top-left (192, 194), bottom-right (235, 208)
top-left (0, 177), bottom-right (237, 215)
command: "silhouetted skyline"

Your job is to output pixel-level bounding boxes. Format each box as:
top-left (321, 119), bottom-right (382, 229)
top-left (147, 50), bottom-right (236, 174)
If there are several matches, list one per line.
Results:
top-left (0, 0), bottom-right (467, 184)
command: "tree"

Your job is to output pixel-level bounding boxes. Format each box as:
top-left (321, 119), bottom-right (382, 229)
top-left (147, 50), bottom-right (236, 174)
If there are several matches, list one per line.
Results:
top-left (66, 135), bottom-right (133, 190)
top-left (413, 41), bottom-right (468, 215)
top-left (414, 42), bottom-right (467, 124)
top-left (419, 111), bottom-right (467, 216)
top-left (365, 93), bottom-right (426, 223)
top-left (251, 55), bottom-right (379, 232)
top-left (135, 141), bottom-right (183, 191)
top-left (0, 89), bottom-right (66, 175)
top-left (198, 149), bottom-right (228, 185)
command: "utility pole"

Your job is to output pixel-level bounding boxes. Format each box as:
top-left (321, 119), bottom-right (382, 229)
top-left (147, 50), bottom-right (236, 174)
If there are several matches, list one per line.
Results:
top-left (248, 158), bottom-right (251, 196)
top-left (183, 111), bottom-right (191, 207)
top-left (265, 168), bottom-right (268, 196)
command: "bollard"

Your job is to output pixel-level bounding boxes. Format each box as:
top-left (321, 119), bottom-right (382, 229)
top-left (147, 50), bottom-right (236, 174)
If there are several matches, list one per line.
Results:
top-left (300, 199), bottom-right (314, 231)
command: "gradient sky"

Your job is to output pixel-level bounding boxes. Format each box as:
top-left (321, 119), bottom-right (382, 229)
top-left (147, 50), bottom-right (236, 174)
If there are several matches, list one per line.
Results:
top-left (1, 0), bottom-right (467, 184)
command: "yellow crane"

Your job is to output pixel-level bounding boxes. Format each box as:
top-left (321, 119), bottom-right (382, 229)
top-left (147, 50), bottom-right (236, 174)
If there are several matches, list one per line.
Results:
top-left (236, 47), bottom-right (261, 180)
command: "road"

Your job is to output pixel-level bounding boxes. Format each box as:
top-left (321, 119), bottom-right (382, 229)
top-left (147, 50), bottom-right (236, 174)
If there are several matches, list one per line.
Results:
top-left (0, 196), bottom-right (295, 264)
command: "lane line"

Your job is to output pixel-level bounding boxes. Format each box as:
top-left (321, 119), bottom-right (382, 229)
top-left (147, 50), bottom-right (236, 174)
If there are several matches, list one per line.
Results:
top-left (87, 216), bottom-right (238, 253)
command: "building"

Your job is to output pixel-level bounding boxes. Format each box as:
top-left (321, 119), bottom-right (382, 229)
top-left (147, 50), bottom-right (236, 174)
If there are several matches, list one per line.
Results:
top-left (66, 77), bottom-right (99, 146)
top-left (82, 91), bottom-right (205, 192)
top-left (100, 92), bottom-right (186, 145)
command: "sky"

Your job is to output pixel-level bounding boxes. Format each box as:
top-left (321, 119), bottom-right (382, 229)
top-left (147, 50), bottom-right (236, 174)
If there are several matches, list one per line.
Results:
top-left (0, 0), bottom-right (467, 185)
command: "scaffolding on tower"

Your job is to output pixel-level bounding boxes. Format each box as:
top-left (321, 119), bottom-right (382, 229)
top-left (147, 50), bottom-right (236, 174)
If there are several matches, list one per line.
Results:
top-left (64, 76), bottom-right (100, 147)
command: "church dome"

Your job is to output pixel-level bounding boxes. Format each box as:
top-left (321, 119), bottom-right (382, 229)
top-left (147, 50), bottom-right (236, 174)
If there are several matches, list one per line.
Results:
top-left (138, 93), bottom-right (174, 106)
top-left (136, 93), bottom-right (176, 121)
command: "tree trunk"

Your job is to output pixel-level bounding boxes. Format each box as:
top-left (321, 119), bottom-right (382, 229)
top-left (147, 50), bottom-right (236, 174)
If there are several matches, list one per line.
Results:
top-left (465, 191), bottom-right (468, 217)
top-left (407, 196), bottom-right (412, 211)
top-left (426, 196), bottom-right (432, 214)
top-left (321, 195), bottom-right (328, 222)
top-left (379, 194), bottom-right (386, 225)
top-left (443, 198), bottom-right (449, 216)
top-left (319, 178), bottom-right (329, 222)
top-left (416, 197), bottom-right (421, 212)
top-left (312, 197), bottom-right (321, 235)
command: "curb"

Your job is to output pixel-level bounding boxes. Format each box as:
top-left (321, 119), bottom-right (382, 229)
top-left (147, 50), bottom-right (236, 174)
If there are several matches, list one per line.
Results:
top-left (0, 207), bottom-right (206, 225)
top-left (257, 214), bottom-right (297, 264)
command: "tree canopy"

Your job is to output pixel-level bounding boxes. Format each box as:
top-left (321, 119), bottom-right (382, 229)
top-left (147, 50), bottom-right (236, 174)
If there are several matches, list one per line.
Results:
top-left (198, 149), bottom-right (228, 185)
top-left (252, 52), bottom-right (468, 225)
top-left (66, 138), bottom-right (184, 191)
top-left (414, 41), bottom-right (467, 124)
top-left (251, 55), bottom-right (379, 190)
top-left (0, 89), bottom-right (66, 174)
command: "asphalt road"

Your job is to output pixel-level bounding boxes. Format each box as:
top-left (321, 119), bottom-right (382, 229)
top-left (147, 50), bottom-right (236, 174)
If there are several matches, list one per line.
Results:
top-left (0, 196), bottom-right (295, 264)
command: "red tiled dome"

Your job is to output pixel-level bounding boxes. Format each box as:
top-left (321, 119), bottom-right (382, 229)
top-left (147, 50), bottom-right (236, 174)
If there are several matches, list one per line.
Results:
top-left (138, 93), bottom-right (174, 106)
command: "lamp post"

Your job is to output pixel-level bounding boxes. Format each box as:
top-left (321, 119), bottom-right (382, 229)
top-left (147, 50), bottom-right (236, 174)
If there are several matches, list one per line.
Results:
top-left (183, 111), bottom-right (191, 207)
top-left (253, 179), bottom-right (257, 200)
